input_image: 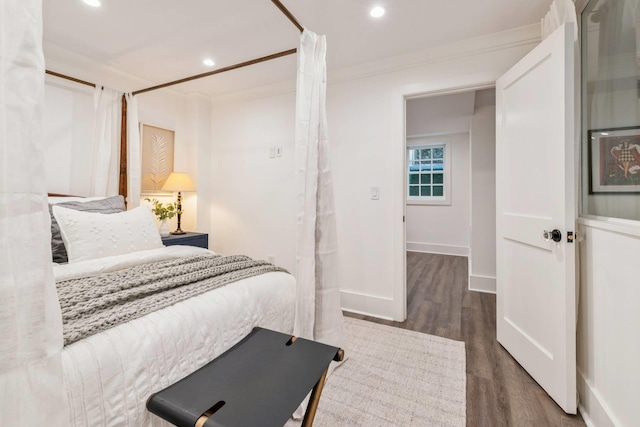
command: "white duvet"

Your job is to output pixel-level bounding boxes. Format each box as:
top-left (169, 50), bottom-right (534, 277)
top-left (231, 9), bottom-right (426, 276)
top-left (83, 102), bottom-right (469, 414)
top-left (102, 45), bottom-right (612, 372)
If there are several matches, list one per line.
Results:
top-left (56, 246), bottom-right (296, 427)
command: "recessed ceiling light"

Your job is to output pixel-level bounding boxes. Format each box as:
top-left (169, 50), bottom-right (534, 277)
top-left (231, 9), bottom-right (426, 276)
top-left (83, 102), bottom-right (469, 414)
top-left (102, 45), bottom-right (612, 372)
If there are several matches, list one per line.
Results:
top-left (370, 6), bottom-right (385, 18)
top-left (203, 59), bottom-right (216, 67)
top-left (83, 0), bottom-right (102, 7)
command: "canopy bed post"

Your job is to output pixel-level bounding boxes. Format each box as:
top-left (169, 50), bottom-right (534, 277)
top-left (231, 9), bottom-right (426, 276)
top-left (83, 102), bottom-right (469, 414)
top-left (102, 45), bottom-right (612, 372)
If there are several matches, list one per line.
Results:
top-left (36, 3), bottom-right (351, 425)
top-left (44, 70), bottom-right (129, 199)
top-left (131, 48), bottom-right (298, 96)
top-left (119, 94), bottom-right (128, 201)
top-left (271, 0), bottom-right (304, 32)
top-left (45, 0), bottom-right (306, 203)
top-left (45, 70), bottom-right (96, 88)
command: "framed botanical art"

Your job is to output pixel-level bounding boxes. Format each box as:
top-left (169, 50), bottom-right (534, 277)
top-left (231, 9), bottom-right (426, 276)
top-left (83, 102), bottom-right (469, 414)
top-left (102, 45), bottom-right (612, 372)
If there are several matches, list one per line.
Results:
top-left (589, 126), bottom-right (640, 194)
top-left (141, 124), bottom-right (175, 194)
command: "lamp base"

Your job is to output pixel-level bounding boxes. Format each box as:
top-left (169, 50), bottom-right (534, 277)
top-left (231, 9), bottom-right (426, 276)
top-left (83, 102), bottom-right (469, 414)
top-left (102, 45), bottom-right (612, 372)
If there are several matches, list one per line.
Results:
top-left (170, 228), bottom-right (186, 235)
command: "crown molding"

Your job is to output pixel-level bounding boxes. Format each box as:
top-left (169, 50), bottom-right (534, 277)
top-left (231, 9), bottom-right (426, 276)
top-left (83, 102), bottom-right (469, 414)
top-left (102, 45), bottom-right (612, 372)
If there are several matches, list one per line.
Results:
top-left (210, 23), bottom-right (542, 107)
top-left (45, 23), bottom-right (542, 107)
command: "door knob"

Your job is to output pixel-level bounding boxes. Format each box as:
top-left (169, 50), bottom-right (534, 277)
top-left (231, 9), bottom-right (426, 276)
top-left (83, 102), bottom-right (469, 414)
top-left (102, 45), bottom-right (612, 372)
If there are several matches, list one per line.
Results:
top-left (543, 229), bottom-right (562, 243)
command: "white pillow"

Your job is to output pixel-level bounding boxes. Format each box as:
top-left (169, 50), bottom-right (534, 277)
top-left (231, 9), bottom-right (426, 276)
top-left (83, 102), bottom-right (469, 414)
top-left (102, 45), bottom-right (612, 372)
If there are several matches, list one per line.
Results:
top-left (52, 205), bottom-right (163, 263)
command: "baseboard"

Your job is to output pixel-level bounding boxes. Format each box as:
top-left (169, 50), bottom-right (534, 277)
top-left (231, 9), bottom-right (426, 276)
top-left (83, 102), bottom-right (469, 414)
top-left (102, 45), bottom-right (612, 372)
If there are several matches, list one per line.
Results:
top-left (579, 403), bottom-right (596, 427)
top-left (340, 290), bottom-right (397, 321)
top-left (406, 242), bottom-right (469, 257)
top-left (469, 274), bottom-right (496, 293)
top-left (577, 369), bottom-right (618, 427)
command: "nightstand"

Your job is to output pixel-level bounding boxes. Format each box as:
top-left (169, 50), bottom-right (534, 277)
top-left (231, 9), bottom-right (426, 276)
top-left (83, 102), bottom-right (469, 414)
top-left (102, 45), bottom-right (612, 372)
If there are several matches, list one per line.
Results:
top-left (161, 232), bottom-right (208, 249)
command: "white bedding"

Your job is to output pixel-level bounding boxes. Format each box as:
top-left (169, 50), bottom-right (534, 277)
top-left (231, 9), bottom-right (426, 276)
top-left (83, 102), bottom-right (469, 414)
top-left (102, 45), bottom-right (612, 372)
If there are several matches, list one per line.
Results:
top-left (57, 246), bottom-right (296, 427)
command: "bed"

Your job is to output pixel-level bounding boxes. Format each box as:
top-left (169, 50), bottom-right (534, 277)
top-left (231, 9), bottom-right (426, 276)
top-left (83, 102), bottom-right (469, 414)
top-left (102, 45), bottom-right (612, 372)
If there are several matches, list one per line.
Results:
top-left (49, 197), bottom-right (296, 426)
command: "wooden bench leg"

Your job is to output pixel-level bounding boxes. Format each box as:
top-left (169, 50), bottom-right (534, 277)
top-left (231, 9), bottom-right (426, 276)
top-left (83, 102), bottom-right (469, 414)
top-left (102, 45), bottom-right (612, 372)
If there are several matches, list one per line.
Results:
top-left (301, 347), bottom-right (344, 427)
top-left (301, 368), bottom-right (328, 427)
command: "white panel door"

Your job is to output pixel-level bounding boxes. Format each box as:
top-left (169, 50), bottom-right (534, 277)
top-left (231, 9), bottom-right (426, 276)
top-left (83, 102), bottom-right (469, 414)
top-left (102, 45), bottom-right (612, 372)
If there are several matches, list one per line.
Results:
top-left (496, 23), bottom-right (577, 414)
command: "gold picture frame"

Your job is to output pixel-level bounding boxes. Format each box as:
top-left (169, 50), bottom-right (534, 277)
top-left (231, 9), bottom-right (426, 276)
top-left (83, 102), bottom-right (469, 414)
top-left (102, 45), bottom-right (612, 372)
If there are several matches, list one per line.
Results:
top-left (141, 123), bottom-right (175, 194)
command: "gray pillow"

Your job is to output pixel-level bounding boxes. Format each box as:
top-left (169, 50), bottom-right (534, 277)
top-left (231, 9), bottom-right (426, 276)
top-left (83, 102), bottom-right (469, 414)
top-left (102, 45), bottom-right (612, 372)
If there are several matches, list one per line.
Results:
top-left (50, 195), bottom-right (126, 263)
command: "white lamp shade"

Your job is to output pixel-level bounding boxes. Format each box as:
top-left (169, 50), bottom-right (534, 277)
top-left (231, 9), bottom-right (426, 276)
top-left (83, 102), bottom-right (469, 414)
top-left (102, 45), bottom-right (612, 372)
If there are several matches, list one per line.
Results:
top-left (162, 172), bottom-right (196, 192)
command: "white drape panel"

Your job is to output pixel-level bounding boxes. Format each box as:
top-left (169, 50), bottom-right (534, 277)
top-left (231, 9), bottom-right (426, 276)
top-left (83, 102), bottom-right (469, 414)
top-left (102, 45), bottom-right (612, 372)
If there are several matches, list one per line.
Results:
top-left (294, 30), bottom-right (345, 348)
top-left (0, 1), bottom-right (69, 425)
top-left (542, 0), bottom-right (578, 41)
top-left (90, 86), bottom-right (121, 197)
top-left (126, 93), bottom-right (141, 208)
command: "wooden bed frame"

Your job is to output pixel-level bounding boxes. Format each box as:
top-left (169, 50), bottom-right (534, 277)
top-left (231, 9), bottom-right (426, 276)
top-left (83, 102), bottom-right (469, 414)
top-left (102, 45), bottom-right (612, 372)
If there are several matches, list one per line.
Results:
top-left (45, 0), bottom-right (304, 200)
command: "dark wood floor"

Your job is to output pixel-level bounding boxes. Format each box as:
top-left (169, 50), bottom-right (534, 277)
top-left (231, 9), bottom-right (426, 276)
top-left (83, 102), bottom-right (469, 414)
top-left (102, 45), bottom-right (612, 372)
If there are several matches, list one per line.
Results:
top-left (345, 252), bottom-right (585, 427)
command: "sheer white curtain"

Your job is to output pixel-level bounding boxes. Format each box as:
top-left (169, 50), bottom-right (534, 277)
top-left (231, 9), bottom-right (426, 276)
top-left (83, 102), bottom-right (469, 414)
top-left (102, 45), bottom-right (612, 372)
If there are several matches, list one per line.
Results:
top-left (542, 0), bottom-right (578, 40)
top-left (0, 1), bottom-right (69, 425)
top-left (126, 93), bottom-right (141, 208)
top-left (294, 29), bottom-right (345, 348)
top-left (90, 86), bottom-right (122, 197)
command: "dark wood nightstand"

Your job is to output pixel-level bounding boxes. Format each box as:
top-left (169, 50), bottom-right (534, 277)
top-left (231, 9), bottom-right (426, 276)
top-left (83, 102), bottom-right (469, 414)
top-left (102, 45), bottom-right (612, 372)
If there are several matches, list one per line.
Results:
top-left (161, 232), bottom-right (208, 249)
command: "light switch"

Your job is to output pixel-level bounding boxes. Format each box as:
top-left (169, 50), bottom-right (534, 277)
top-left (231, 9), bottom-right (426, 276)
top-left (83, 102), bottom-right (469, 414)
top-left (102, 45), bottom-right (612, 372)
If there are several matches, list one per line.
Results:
top-left (276, 147), bottom-right (282, 157)
top-left (371, 187), bottom-right (380, 200)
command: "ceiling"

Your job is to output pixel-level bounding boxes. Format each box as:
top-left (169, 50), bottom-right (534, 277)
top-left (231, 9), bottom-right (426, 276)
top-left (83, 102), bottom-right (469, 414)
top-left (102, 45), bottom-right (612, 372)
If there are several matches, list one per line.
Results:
top-left (43, 0), bottom-right (552, 98)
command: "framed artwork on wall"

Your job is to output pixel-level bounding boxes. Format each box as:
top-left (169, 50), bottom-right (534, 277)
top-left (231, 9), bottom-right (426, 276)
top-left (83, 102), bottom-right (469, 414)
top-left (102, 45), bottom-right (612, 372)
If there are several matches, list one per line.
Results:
top-left (589, 126), bottom-right (640, 194)
top-left (141, 123), bottom-right (175, 194)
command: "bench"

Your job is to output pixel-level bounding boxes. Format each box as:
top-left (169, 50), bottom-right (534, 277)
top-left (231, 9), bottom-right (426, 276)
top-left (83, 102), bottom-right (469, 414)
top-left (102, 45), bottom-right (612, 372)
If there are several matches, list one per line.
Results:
top-left (147, 327), bottom-right (344, 427)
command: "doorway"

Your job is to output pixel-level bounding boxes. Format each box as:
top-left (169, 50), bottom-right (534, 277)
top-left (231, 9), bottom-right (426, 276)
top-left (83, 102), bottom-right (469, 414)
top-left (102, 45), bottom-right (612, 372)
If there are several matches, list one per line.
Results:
top-left (404, 88), bottom-right (497, 305)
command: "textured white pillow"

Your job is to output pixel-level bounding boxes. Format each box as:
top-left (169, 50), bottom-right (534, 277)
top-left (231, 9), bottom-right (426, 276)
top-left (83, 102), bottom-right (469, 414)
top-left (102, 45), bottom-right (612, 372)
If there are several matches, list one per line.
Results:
top-left (52, 205), bottom-right (163, 263)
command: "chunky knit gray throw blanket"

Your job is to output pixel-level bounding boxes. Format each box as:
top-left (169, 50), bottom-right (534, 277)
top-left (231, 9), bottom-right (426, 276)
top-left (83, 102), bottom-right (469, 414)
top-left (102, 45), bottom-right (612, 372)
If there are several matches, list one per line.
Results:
top-left (57, 254), bottom-right (288, 346)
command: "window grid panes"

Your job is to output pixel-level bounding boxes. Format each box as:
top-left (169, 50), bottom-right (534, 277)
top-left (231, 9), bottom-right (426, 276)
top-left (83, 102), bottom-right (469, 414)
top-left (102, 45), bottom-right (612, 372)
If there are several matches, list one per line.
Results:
top-left (408, 145), bottom-right (445, 199)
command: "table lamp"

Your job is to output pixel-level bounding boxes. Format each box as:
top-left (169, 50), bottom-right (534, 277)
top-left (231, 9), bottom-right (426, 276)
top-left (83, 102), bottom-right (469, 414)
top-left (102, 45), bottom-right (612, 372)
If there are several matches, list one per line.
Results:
top-left (161, 172), bottom-right (196, 235)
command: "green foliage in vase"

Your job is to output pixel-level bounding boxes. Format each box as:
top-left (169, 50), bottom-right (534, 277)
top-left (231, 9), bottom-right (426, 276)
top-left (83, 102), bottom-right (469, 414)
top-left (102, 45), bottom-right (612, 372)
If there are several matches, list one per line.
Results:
top-left (145, 198), bottom-right (181, 220)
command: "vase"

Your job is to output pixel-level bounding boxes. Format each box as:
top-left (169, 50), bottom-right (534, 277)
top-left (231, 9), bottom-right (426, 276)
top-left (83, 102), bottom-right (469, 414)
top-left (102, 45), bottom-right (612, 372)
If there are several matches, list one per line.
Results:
top-left (159, 219), bottom-right (170, 237)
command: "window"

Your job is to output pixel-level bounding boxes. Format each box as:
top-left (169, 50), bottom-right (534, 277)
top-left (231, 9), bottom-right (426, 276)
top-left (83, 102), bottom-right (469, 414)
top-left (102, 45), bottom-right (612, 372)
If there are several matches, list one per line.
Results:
top-left (581, 0), bottom-right (640, 221)
top-left (407, 140), bottom-right (450, 205)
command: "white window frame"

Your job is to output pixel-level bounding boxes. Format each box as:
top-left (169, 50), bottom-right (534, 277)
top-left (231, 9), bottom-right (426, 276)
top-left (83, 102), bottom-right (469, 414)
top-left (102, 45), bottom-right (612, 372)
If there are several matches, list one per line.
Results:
top-left (406, 136), bottom-right (452, 205)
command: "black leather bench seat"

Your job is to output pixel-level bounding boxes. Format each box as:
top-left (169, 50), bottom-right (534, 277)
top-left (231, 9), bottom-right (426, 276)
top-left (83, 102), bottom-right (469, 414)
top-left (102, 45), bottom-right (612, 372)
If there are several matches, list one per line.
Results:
top-left (147, 327), bottom-right (342, 427)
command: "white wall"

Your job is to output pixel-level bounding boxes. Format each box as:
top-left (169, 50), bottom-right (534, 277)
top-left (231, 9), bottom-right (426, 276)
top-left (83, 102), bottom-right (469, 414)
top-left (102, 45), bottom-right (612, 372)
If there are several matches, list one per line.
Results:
top-left (209, 25), bottom-right (540, 319)
top-left (405, 91), bottom-right (475, 136)
top-left (190, 95), bottom-right (213, 237)
top-left (134, 90), bottom-right (200, 232)
top-left (406, 132), bottom-right (470, 256)
top-left (43, 79), bottom-right (94, 196)
top-left (42, 63), bottom-right (209, 232)
top-left (577, 221), bottom-right (640, 427)
top-left (469, 95), bottom-right (497, 293)
top-left (210, 93), bottom-right (297, 271)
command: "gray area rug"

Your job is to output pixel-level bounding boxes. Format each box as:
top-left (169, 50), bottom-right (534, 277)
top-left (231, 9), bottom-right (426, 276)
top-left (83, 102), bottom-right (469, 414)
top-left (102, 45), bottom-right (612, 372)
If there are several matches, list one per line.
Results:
top-left (286, 317), bottom-right (466, 427)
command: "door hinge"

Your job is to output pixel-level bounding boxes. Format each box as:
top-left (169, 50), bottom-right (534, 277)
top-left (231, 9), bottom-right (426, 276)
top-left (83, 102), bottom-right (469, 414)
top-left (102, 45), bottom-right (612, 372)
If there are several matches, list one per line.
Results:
top-left (403, 216), bottom-right (405, 223)
top-left (567, 231), bottom-right (574, 243)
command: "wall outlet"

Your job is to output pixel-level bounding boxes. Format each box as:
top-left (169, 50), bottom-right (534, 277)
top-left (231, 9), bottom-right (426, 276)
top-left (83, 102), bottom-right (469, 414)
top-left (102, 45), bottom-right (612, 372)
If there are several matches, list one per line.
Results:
top-left (269, 147), bottom-right (275, 158)
top-left (276, 147), bottom-right (282, 157)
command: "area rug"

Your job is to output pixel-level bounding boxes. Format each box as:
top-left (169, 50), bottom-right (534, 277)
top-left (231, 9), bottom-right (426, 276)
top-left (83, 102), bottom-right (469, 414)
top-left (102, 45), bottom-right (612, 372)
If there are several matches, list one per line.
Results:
top-left (286, 317), bottom-right (466, 426)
